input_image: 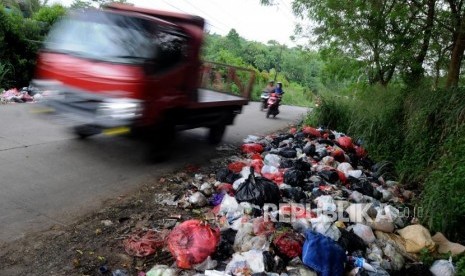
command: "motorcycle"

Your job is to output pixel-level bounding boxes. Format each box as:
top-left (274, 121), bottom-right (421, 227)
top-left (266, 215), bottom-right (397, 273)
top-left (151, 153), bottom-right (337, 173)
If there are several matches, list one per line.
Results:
top-left (266, 93), bottom-right (282, 118)
top-left (260, 91), bottom-right (270, 111)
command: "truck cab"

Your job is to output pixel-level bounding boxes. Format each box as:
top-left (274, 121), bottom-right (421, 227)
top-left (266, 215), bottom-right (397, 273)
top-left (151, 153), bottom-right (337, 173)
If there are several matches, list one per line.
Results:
top-left (33, 4), bottom-right (255, 155)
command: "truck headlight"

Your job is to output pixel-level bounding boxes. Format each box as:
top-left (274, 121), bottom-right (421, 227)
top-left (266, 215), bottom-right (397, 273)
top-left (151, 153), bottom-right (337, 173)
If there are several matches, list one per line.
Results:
top-left (97, 98), bottom-right (143, 120)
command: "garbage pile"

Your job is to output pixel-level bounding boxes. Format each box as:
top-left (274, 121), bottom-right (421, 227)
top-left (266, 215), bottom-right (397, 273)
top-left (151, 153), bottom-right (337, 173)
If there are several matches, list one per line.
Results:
top-left (0, 86), bottom-right (42, 104)
top-left (121, 126), bottom-right (465, 276)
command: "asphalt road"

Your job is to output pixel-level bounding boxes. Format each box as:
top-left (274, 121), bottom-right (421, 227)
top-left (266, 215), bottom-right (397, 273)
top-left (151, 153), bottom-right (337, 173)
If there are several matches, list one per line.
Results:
top-left (0, 102), bottom-right (309, 244)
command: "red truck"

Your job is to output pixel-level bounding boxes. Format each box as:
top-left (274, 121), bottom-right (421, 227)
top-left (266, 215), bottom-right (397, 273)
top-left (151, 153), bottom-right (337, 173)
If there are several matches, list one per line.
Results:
top-left (33, 4), bottom-right (255, 159)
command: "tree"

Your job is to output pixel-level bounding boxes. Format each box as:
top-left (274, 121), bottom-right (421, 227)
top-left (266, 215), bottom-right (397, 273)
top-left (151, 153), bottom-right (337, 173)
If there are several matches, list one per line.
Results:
top-left (33, 3), bottom-right (66, 26)
top-left (443, 0), bottom-right (465, 87)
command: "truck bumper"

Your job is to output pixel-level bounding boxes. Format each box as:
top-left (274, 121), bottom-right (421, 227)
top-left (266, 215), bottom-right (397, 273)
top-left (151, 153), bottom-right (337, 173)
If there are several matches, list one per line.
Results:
top-left (31, 79), bottom-right (143, 132)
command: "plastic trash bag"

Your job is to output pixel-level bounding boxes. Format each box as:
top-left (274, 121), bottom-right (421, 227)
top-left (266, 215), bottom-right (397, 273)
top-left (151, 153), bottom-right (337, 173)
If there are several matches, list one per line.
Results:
top-left (273, 231), bottom-right (305, 259)
top-left (226, 250), bottom-right (265, 274)
top-left (303, 143), bottom-right (316, 156)
top-left (337, 228), bottom-right (366, 254)
top-left (251, 159), bottom-right (264, 174)
top-left (337, 162), bottom-right (354, 175)
top-left (294, 159), bottom-right (311, 171)
top-left (241, 143), bottom-right (264, 154)
top-left (302, 230), bottom-right (346, 276)
top-left (146, 265), bottom-right (177, 276)
top-left (314, 195), bottom-right (336, 212)
top-left (281, 187), bottom-right (306, 202)
top-left (279, 148), bottom-right (297, 158)
top-left (216, 168), bottom-right (241, 184)
top-left (235, 168), bottom-right (280, 207)
top-left (193, 256), bottom-right (218, 271)
top-left (350, 179), bottom-right (375, 197)
top-left (397, 224), bottom-right (436, 253)
top-left (302, 126), bottom-right (321, 138)
top-left (430, 257), bottom-right (455, 276)
top-left (228, 161), bottom-right (247, 173)
top-left (219, 194), bottom-right (240, 215)
top-left (318, 170), bottom-right (339, 183)
top-left (264, 154), bottom-right (282, 167)
top-left (234, 222), bottom-right (269, 252)
top-left (284, 169), bottom-right (307, 187)
top-left (189, 192), bottom-right (208, 207)
top-left (292, 218), bottom-right (312, 234)
top-left (167, 220), bottom-right (220, 269)
top-left (432, 232), bottom-right (465, 256)
top-left (311, 215), bottom-right (341, 241)
top-left (382, 241), bottom-right (404, 271)
top-left (348, 223), bottom-right (376, 244)
top-left (261, 164), bottom-right (279, 175)
top-left (253, 216), bottom-right (275, 236)
top-left (336, 136), bottom-right (354, 151)
top-left (212, 228), bottom-right (236, 262)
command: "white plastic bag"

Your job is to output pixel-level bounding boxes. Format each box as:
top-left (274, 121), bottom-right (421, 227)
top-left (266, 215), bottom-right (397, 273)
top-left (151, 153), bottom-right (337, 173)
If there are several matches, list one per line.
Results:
top-left (226, 250), bottom-right (265, 274)
top-left (264, 154), bottom-right (281, 167)
top-left (430, 257), bottom-right (455, 276)
top-left (348, 223), bottom-right (376, 244)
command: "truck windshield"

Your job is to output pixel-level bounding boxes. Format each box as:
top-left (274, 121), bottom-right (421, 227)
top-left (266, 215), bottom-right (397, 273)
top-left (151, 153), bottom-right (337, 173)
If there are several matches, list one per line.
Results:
top-left (44, 11), bottom-right (158, 63)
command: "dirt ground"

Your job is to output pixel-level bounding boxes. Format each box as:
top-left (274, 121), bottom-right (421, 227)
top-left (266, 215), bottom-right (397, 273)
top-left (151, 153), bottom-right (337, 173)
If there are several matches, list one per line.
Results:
top-left (0, 149), bottom-right (236, 276)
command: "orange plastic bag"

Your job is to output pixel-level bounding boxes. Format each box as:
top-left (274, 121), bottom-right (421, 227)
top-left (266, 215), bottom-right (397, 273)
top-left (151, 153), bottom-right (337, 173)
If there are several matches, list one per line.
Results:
top-left (167, 220), bottom-right (220, 269)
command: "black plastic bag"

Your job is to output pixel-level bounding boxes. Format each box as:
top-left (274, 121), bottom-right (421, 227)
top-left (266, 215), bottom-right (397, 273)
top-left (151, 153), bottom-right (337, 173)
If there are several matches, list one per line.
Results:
top-left (216, 168), bottom-right (241, 184)
top-left (351, 179), bottom-right (375, 197)
top-left (281, 187), bottom-right (306, 202)
top-left (280, 159), bottom-right (295, 168)
top-left (235, 168), bottom-right (280, 207)
top-left (262, 251), bottom-right (276, 272)
top-left (279, 148), bottom-right (297, 158)
top-left (318, 170), bottom-right (339, 183)
top-left (303, 144), bottom-right (316, 156)
top-left (257, 176), bottom-right (281, 205)
top-left (294, 159), bottom-right (311, 171)
top-left (284, 169), bottom-right (307, 187)
top-left (337, 228), bottom-right (366, 254)
top-left (212, 228), bottom-right (237, 262)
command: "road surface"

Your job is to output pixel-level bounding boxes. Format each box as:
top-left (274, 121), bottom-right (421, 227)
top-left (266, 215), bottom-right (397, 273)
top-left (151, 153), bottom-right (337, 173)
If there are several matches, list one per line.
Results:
top-left (0, 102), bottom-right (309, 244)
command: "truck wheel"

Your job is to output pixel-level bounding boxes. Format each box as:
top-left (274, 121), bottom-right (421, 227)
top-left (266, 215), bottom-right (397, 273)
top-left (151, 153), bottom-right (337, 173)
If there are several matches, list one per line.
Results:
top-left (208, 124), bottom-right (226, 145)
top-left (146, 123), bottom-right (176, 162)
top-left (73, 125), bottom-right (100, 139)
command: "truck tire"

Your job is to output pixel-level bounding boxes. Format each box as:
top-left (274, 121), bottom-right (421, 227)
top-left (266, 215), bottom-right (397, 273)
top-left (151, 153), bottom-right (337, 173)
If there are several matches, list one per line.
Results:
top-left (208, 124), bottom-right (226, 145)
top-left (73, 125), bottom-right (100, 139)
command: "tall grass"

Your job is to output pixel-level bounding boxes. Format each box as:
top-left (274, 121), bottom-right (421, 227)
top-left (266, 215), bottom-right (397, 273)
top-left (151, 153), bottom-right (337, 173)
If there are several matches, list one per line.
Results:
top-left (309, 85), bottom-right (465, 242)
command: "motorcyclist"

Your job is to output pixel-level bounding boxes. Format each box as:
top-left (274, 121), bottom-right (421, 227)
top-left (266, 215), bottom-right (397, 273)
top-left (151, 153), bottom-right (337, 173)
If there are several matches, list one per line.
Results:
top-left (260, 80), bottom-right (275, 111)
top-left (275, 82), bottom-right (284, 104)
top-left (264, 80), bottom-right (275, 93)
top-left (275, 82), bottom-right (284, 96)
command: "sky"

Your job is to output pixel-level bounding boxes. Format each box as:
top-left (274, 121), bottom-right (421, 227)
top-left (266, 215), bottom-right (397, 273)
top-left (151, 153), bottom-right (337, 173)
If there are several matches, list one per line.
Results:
top-left (49, 0), bottom-right (305, 47)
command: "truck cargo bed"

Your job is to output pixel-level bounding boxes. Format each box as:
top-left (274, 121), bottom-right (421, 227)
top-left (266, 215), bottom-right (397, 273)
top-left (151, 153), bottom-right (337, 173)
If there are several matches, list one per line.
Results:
top-left (188, 88), bottom-right (248, 109)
